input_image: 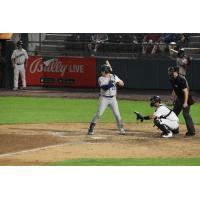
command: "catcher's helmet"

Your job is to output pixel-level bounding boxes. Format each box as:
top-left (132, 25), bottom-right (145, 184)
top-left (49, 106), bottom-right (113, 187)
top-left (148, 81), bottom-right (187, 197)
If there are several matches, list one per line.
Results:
top-left (150, 96), bottom-right (161, 107)
top-left (100, 64), bottom-right (111, 74)
top-left (17, 40), bottom-right (23, 46)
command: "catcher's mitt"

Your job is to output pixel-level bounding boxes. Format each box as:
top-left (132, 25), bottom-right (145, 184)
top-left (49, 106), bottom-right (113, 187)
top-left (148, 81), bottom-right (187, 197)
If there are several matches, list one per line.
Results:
top-left (134, 111), bottom-right (144, 122)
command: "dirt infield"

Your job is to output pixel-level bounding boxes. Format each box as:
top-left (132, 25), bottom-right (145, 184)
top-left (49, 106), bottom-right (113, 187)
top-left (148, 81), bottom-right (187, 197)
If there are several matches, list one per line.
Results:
top-left (0, 123), bottom-right (200, 165)
top-left (0, 88), bottom-right (200, 165)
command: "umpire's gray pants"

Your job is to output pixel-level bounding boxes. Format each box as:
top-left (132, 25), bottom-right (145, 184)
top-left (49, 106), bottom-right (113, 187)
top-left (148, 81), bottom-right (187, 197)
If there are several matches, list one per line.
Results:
top-left (91, 96), bottom-right (123, 130)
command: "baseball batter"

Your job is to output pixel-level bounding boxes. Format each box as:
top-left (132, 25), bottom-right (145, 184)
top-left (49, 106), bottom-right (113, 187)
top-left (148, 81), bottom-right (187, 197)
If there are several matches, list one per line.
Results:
top-left (135, 96), bottom-right (179, 138)
top-left (88, 63), bottom-right (125, 135)
top-left (11, 40), bottom-right (28, 90)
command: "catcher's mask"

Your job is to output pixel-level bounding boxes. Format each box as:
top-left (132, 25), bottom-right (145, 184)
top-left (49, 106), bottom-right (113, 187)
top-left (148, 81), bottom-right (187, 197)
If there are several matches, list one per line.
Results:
top-left (17, 40), bottom-right (23, 47)
top-left (177, 48), bottom-right (185, 58)
top-left (168, 66), bottom-right (179, 78)
top-left (100, 64), bottom-right (111, 74)
top-left (150, 96), bottom-right (161, 107)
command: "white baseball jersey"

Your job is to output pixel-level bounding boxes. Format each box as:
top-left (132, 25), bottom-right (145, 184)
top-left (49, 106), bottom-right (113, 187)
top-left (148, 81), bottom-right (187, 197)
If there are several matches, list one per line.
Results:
top-left (98, 74), bottom-right (121, 96)
top-left (11, 48), bottom-right (28, 65)
top-left (154, 104), bottom-right (179, 122)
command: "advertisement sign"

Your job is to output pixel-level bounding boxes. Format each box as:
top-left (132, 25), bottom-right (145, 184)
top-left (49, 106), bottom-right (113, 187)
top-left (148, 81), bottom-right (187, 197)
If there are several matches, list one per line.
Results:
top-left (26, 56), bottom-right (96, 87)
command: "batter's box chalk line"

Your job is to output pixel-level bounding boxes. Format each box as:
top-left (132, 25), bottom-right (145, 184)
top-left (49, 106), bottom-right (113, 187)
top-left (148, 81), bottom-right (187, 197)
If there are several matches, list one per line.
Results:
top-left (50, 131), bottom-right (81, 136)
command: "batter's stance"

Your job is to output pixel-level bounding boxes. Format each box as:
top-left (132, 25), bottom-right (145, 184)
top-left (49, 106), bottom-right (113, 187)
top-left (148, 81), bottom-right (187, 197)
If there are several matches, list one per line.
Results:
top-left (88, 62), bottom-right (125, 135)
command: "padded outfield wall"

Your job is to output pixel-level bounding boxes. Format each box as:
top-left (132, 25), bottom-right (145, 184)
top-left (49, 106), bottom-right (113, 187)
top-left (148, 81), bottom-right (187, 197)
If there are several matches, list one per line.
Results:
top-left (3, 48), bottom-right (200, 90)
top-left (96, 58), bottom-right (200, 91)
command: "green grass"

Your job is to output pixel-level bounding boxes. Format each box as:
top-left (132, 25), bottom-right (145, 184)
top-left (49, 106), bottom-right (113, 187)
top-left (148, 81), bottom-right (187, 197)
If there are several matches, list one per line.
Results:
top-left (0, 96), bottom-right (200, 125)
top-left (49, 157), bottom-right (200, 166)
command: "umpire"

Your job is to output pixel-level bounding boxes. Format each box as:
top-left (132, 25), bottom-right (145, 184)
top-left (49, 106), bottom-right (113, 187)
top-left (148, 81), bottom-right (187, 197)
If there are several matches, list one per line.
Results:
top-left (168, 66), bottom-right (196, 136)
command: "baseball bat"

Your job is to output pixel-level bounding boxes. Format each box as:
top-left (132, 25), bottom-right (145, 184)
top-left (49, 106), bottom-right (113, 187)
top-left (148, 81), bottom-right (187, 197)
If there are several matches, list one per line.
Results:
top-left (169, 49), bottom-right (178, 54)
top-left (105, 60), bottom-right (113, 72)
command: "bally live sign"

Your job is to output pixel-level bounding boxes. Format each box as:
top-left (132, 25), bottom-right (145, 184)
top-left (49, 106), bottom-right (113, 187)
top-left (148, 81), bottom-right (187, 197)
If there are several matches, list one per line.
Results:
top-left (26, 56), bottom-right (96, 87)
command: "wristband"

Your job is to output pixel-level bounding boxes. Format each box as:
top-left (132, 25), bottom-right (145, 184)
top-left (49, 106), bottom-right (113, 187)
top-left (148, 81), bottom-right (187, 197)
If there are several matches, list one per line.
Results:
top-left (143, 116), bottom-right (150, 120)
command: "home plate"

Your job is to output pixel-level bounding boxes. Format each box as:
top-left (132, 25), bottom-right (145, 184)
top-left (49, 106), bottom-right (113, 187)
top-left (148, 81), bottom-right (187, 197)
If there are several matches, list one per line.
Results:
top-left (90, 136), bottom-right (108, 140)
top-left (50, 132), bottom-right (74, 136)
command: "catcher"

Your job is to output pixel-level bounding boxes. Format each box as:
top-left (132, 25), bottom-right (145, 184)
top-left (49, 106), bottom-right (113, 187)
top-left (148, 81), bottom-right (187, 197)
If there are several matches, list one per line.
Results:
top-left (134, 96), bottom-right (179, 138)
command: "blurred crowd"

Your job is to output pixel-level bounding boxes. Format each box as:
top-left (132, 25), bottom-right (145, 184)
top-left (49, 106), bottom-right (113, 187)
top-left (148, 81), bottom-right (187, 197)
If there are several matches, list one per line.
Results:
top-left (64, 33), bottom-right (189, 56)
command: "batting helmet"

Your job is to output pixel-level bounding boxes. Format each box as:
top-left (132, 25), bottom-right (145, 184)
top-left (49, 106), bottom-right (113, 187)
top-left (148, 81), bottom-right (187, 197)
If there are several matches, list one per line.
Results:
top-left (17, 40), bottom-right (23, 47)
top-left (100, 64), bottom-right (111, 74)
top-left (150, 96), bottom-right (161, 107)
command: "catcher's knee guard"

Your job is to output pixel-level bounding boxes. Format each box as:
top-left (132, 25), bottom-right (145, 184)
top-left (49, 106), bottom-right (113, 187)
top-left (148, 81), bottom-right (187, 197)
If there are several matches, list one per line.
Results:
top-left (154, 118), bottom-right (171, 134)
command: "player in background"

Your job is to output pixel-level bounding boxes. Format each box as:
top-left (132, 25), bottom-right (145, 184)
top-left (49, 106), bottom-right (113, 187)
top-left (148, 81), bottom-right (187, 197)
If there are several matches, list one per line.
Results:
top-left (134, 96), bottom-right (179, 138)
top-left (11, 40), bottom-right (28, 91)
top-left (88, 62), bottom-right (125, 135)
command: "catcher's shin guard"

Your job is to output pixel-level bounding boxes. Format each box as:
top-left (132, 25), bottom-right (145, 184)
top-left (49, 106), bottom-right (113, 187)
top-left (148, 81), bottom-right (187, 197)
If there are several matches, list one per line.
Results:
top-left (88, 122), bottom-right (96, 134)
top-left (154, 118), bottom-right (171, 134)
top-left (172, 127), bottom-right (179, 134)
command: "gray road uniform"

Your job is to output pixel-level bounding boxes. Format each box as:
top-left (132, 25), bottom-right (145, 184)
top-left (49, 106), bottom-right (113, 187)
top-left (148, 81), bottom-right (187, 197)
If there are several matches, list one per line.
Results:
top-left (88, 74), bottom-right (124, 135)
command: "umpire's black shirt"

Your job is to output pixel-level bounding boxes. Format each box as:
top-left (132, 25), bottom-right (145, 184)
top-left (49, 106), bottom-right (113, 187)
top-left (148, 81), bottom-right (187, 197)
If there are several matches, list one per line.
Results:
top-left (169, 75), bottom-right (189, 100)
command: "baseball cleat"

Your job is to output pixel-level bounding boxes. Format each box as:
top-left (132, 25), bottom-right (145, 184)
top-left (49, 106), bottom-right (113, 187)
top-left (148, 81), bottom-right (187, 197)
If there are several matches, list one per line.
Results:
top-left (185, 132), bottom-right (195, 137)
top-left (162, 132), bottom-right (173, 138)
top-left (21, 87), bottom-right (27, 90)
top-left (119, 128), bottom-right (125, 135)
top-left (88, 131), bottom-right (94, 135)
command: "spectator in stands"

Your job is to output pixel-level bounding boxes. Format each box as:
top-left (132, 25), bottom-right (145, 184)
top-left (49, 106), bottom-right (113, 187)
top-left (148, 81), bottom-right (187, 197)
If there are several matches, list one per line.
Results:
top-left (162, 33), bottom-right (182, 44)
top-left (88, 33), bottom-right (108, 56)
top-left (160, 33), bottom-right (189, 55)
top-left (142, 33), bottom-right (162, 55)
top-left (169, 42), bottom-right (177, 51)
top-left (178, 33), bottom-right (189, 48)
top-left (168, 42), bottom-right (179, 57)
top-left (116, 34), bottom-right (138, 53)
top-left (128, 34), bottom-right (140, 53)
top-left (176, 48), bottom-right (192, 76)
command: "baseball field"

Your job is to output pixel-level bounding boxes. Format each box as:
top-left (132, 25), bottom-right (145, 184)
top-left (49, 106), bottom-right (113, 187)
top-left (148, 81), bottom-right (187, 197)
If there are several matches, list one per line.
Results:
top-left (0, 94), bottom-right (200, 166)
